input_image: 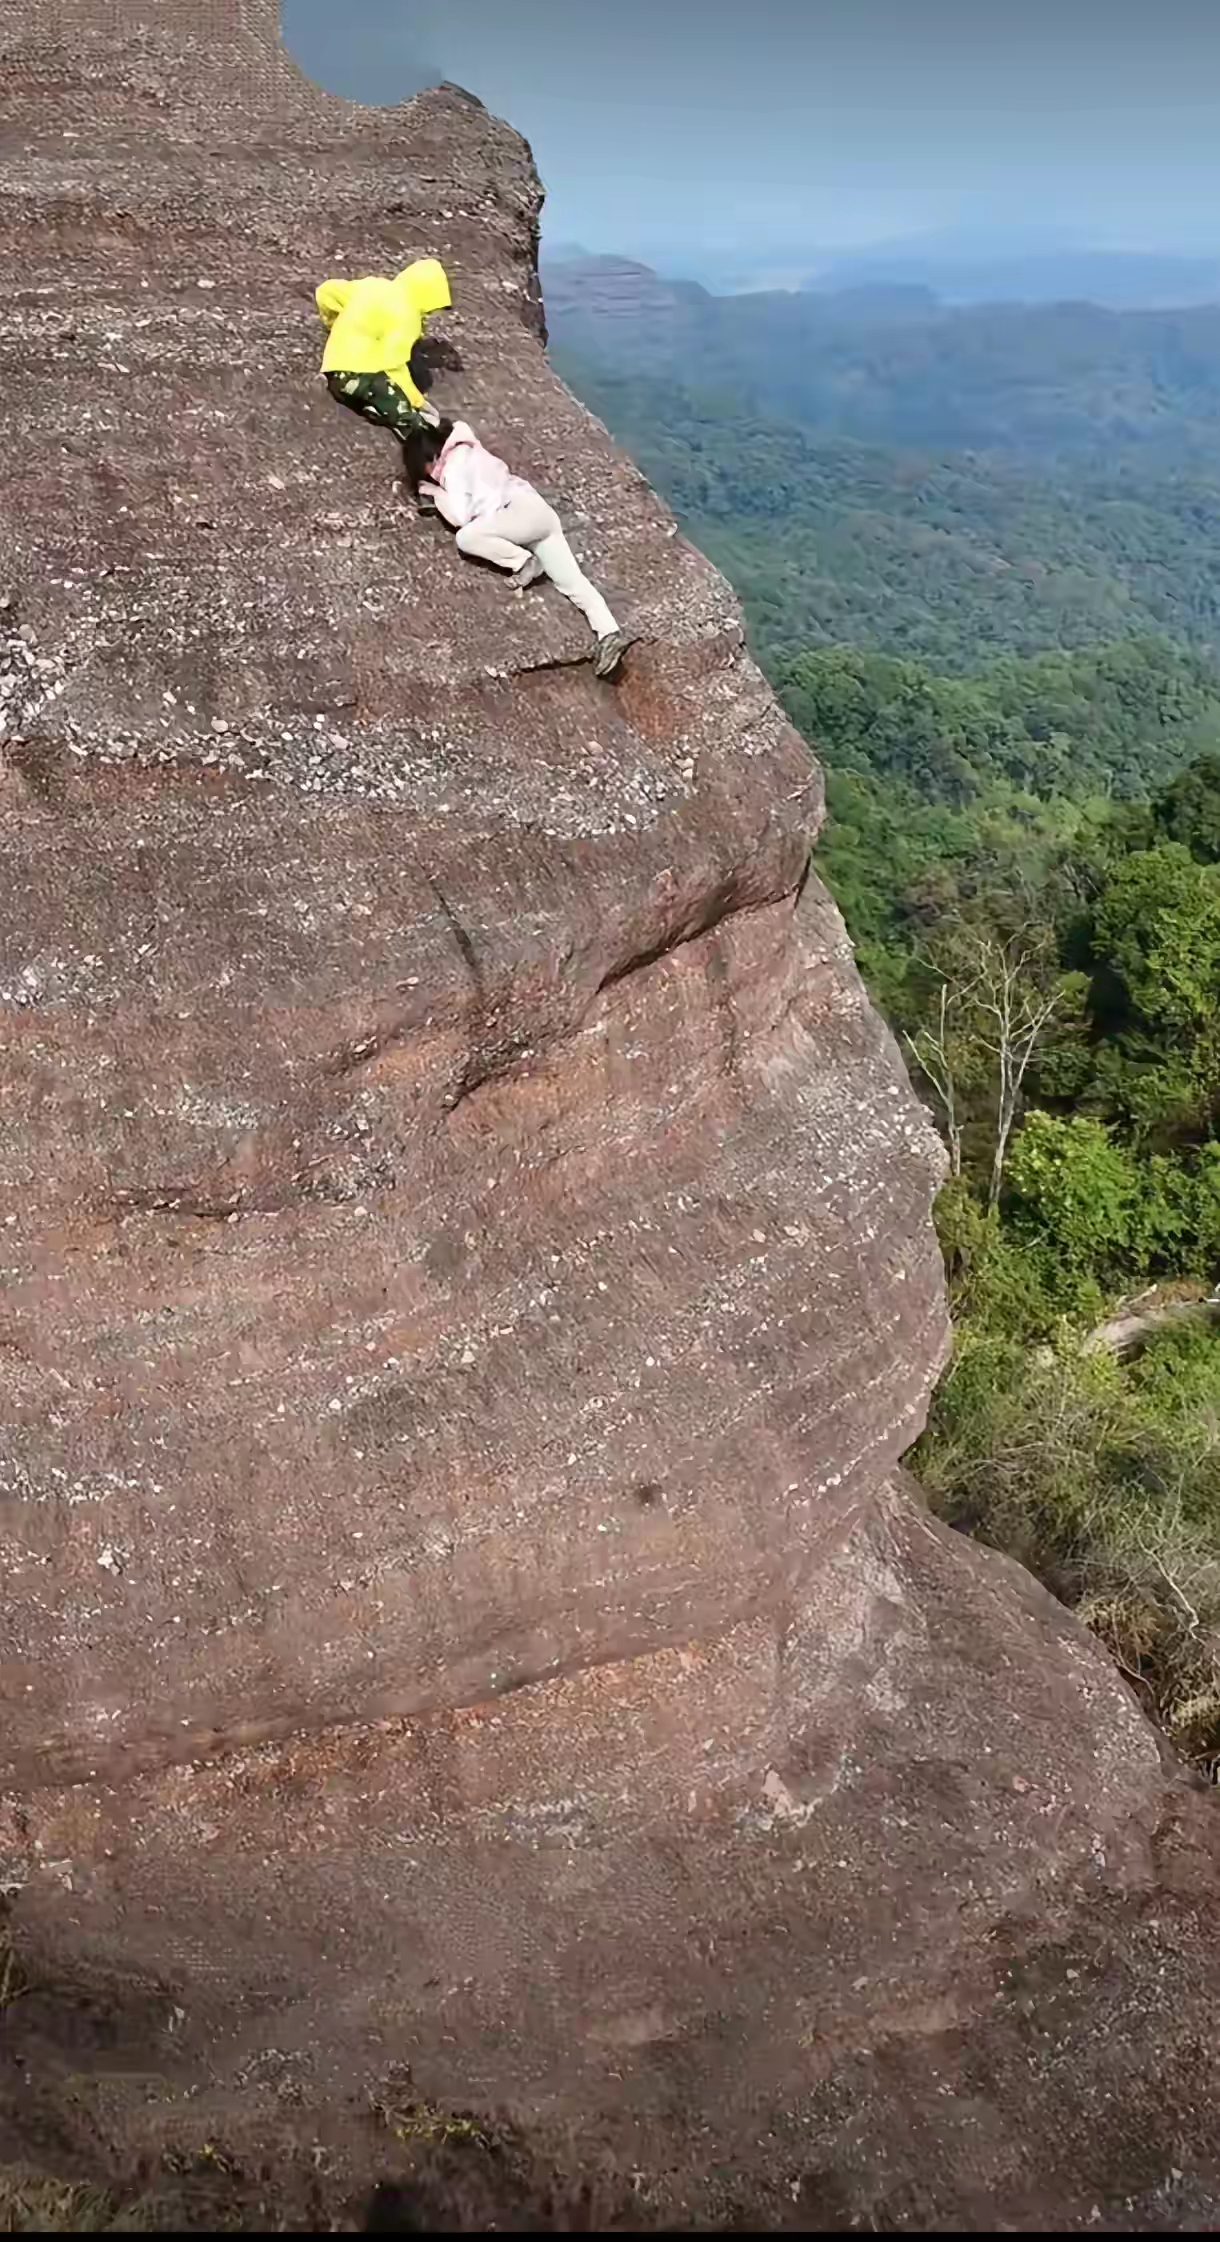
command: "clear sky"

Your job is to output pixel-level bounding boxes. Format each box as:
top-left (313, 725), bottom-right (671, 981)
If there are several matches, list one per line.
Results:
top-left (281, 0), bottom-right (1220, 269)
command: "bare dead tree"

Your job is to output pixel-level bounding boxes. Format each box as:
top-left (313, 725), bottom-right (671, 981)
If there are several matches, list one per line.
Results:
top-left (905, 980), bottom-right (968, 1178)
top-left (966, 933), bottom-right (1066, 1211)
top-left (907, 929), bottom-right (1069, 1208)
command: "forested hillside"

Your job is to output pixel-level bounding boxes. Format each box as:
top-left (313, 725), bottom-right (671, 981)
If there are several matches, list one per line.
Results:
top-left (550, 267), bottom-right (1220, 1772)
top-left (555, 359), bottom-right (1220, 669)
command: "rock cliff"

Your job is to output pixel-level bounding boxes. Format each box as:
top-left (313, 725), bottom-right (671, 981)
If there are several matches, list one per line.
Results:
top-left (1, 4), bottom-right (1218, 2229)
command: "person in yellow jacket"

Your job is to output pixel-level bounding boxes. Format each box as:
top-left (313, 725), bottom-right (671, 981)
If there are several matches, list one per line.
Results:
top-left (315, 258), bottom-right (453, 453)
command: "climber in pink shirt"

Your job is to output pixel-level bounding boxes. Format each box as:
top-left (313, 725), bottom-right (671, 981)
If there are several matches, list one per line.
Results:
top-left (404, 417), bottom-right (631, 680)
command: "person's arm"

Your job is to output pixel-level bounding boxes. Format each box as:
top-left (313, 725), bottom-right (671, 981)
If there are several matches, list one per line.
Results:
top-left (388, 348), bottom-right (429, 409)
top-left (425, 482), bottom-right (465, 529)
top-left (428, 441), bottom-right (476, 528)
top-left (368, 282), bottom-right (429, 403)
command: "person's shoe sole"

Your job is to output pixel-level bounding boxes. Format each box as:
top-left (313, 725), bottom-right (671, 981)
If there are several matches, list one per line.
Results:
top-left (594, 628), bottom-right (632, 679)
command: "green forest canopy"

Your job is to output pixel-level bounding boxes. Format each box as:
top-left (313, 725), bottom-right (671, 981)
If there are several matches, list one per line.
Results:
top-left (554, 358), bottom-right (1220, 671)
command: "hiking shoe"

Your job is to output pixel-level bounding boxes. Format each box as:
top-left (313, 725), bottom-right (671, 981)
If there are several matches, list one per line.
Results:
top-left (511, 555), bottom-right (545, 589)
top-left (593, 628), bottom-right (631, 679)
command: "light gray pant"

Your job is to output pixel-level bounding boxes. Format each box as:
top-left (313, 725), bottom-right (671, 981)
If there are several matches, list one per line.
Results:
top-left (456, 489), bottom-right (619, 640)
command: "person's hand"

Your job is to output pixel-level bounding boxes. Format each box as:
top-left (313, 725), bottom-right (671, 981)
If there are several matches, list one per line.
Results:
top-left (412, 335), bottom-right (464, 379)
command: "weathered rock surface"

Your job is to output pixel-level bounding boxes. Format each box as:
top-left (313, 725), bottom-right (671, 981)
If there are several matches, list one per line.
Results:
top-left (0, 3), bottom-right (1217, 2229)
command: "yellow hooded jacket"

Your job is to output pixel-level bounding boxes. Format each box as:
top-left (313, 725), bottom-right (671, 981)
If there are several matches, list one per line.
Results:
top-left (315, 258), bottom-right (452, 409)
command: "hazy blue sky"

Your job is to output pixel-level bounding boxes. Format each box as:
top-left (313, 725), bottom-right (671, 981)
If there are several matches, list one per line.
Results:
top-left (282, 0), bottom-right (1220, 271)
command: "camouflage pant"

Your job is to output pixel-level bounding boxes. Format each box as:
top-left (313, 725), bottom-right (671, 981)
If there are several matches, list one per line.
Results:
top-left (325, 370), bottom-right (435, 443)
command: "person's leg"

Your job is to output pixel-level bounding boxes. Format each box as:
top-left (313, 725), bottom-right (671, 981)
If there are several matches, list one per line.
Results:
top-left (532, 527), bottom-right (620, 641)
top-left (454, 519), bottom-right (534, 571)
top-left (456, 493), bottom-right (631, 673)
top-left (326, 372), bottom-right (435, 440)
top-left (454, 491), bottom-right (556, 572)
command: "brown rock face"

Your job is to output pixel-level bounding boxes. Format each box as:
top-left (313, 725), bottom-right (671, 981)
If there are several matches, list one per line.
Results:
top-left (1, 5), bottom-right (1218, 2229)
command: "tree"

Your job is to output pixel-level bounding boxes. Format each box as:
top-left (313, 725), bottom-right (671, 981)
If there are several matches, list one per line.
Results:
top-left (909, 927), bottom-right (1083, 1210)
top-left (1089, 843), bottom-right (1220, 1137)
top-left (1155, 752), bottom-right (1220, 862)
top-left (1005, 1112), bottom-right (1148, 1287)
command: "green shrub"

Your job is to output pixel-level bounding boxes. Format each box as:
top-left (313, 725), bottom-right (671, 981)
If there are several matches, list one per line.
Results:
top-left (917, 1316), bottom-right (1220, 1769)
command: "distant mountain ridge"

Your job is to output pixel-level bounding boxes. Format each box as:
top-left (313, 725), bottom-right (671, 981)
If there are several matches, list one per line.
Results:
top-left (543, 236), bottom-right (1220, 311)
top-left (542, 253), bottom-right (709, 325)
top-left (542, 250), bottom-right (1220, 469)
top-left (803, 241), bottom-right (1220, 311)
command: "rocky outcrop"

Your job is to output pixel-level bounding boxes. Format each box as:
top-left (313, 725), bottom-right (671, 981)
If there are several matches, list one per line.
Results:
top-left (540, 251), bottom-right (713, 358)
top-left (1, 4), bottom-right (1218, 2229)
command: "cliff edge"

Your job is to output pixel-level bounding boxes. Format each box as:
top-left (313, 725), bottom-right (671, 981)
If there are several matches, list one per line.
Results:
top-left (1, 4), bottom-right (1218, 2229)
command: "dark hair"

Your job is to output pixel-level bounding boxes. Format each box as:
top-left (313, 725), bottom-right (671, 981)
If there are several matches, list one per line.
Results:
top-left (401, 416), bottom-right (452, 494)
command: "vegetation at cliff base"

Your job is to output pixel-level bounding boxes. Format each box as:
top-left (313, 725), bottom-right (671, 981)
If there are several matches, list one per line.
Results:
top-left (814, 680), bottom-right (1220, 1771)
top-left (787, 675), bottom-right (1220, 1765)
top-left (551, 296), bottom-right (1220, 1770)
